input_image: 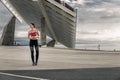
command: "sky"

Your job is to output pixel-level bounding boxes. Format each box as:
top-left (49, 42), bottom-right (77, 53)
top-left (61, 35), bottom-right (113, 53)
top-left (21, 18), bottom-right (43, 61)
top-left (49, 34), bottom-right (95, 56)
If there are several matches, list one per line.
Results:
top-left (1, 0), bottom-right (120, 47)
top-left (69, 0), bottom-right (120, 41)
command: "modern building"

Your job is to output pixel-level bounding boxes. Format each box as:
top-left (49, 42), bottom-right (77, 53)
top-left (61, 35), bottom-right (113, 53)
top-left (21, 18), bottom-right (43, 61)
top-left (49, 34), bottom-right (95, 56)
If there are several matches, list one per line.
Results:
top-left (0, 16), bottom-right (16, 46)
top-left (1, 0), bottom-right (77, 48)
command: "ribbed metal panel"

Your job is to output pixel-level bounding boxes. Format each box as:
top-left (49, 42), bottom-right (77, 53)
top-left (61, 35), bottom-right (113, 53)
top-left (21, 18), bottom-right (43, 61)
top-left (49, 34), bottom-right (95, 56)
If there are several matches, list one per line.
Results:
top-left (1, 0), bottom-right (77, 48)
top-left (44, 0), bottom-right (77, 48)
top-left (1, 0), bottom-right (43, 27)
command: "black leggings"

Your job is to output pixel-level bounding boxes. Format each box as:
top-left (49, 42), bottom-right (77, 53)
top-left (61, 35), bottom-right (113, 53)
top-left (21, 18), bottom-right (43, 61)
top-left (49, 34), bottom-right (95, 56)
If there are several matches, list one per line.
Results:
top-left (29, 40), bottom-right (39, 64)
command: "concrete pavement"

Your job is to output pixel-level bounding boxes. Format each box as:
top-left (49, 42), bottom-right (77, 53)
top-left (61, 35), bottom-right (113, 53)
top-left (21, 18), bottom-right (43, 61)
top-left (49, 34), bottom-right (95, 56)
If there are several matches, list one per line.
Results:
top-left (0, 46), bottom-right (120, 80)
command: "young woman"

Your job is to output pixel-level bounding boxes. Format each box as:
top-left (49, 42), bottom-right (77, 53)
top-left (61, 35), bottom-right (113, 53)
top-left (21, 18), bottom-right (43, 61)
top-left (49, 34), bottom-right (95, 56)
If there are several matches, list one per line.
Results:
top-left (28, 23), bottom-right (40, 66)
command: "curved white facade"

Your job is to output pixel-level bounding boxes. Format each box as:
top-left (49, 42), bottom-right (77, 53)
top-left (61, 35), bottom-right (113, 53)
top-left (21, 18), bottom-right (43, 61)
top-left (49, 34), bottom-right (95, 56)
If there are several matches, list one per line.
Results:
top-left (1, 0), bottom-right (77, 48)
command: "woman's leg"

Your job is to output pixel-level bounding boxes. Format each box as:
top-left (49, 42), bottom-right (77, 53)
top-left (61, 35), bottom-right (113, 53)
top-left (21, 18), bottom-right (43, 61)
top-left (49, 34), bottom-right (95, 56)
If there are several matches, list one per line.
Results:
top-left (35, 40), bottom-right (39, 65)
top-left (35, 46), bottom-right (39, 65)
top-left (29, 40), bottom-right (35, 65)
top-left (30, 46), bottom-right (34, 65)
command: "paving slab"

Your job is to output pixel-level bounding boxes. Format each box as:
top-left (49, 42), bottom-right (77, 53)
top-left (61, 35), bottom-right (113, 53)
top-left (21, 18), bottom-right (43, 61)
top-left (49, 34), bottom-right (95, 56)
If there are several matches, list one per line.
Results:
top-left (0, 46), bottom-right (120, 80)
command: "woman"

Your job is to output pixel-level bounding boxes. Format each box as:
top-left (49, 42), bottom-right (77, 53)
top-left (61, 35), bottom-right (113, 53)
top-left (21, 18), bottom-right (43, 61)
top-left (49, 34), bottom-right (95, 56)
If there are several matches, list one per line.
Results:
top-left (28, 23), bottom-right (40, 66)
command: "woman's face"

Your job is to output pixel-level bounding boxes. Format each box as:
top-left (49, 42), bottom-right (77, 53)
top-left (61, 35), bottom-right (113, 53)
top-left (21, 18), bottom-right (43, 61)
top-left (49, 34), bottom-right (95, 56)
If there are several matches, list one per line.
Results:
top-left (30, 24), bottom-right (34, 29)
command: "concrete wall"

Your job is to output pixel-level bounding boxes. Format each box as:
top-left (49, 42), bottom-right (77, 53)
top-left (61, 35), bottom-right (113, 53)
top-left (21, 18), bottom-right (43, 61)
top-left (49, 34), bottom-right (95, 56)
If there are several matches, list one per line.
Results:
top-left (0, 16), bottom-right (16, 46)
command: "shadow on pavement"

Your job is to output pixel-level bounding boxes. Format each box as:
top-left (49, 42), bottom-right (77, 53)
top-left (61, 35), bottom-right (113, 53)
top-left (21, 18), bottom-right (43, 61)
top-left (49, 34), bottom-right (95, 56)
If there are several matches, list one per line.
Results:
top-left (1, 67), bottom-right (120, 80)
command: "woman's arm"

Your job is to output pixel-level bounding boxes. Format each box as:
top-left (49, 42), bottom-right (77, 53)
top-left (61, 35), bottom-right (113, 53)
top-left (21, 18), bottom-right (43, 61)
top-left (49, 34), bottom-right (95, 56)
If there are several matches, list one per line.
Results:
top-left (28, 31), bottom-right (30, 39)
top-left (35, 29), bottom-right (40, 39)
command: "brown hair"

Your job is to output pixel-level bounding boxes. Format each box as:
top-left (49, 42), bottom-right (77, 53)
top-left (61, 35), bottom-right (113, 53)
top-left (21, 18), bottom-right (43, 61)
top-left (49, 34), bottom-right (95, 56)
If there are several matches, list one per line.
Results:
top-left (30, 23), bottom-right (35, 28)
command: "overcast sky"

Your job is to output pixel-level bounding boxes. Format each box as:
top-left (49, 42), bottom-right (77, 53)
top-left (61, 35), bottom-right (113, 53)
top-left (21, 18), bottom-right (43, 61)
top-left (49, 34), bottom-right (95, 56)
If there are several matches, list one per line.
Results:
top-left (1, 0), bottom-right (120, 45)
top-left (73, 0), bottom-right (120, 41)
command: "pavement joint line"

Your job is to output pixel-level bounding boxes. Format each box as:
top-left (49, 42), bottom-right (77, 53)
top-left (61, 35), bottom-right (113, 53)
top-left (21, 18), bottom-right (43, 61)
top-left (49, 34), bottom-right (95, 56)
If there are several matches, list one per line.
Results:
top-left (0, 72), bottom-right (49, 80)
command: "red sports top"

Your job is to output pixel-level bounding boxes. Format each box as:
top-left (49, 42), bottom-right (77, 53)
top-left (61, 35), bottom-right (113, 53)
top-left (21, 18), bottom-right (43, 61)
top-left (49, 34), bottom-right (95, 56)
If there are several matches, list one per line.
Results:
top-left (29, 29), bottom-right (39, 37)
